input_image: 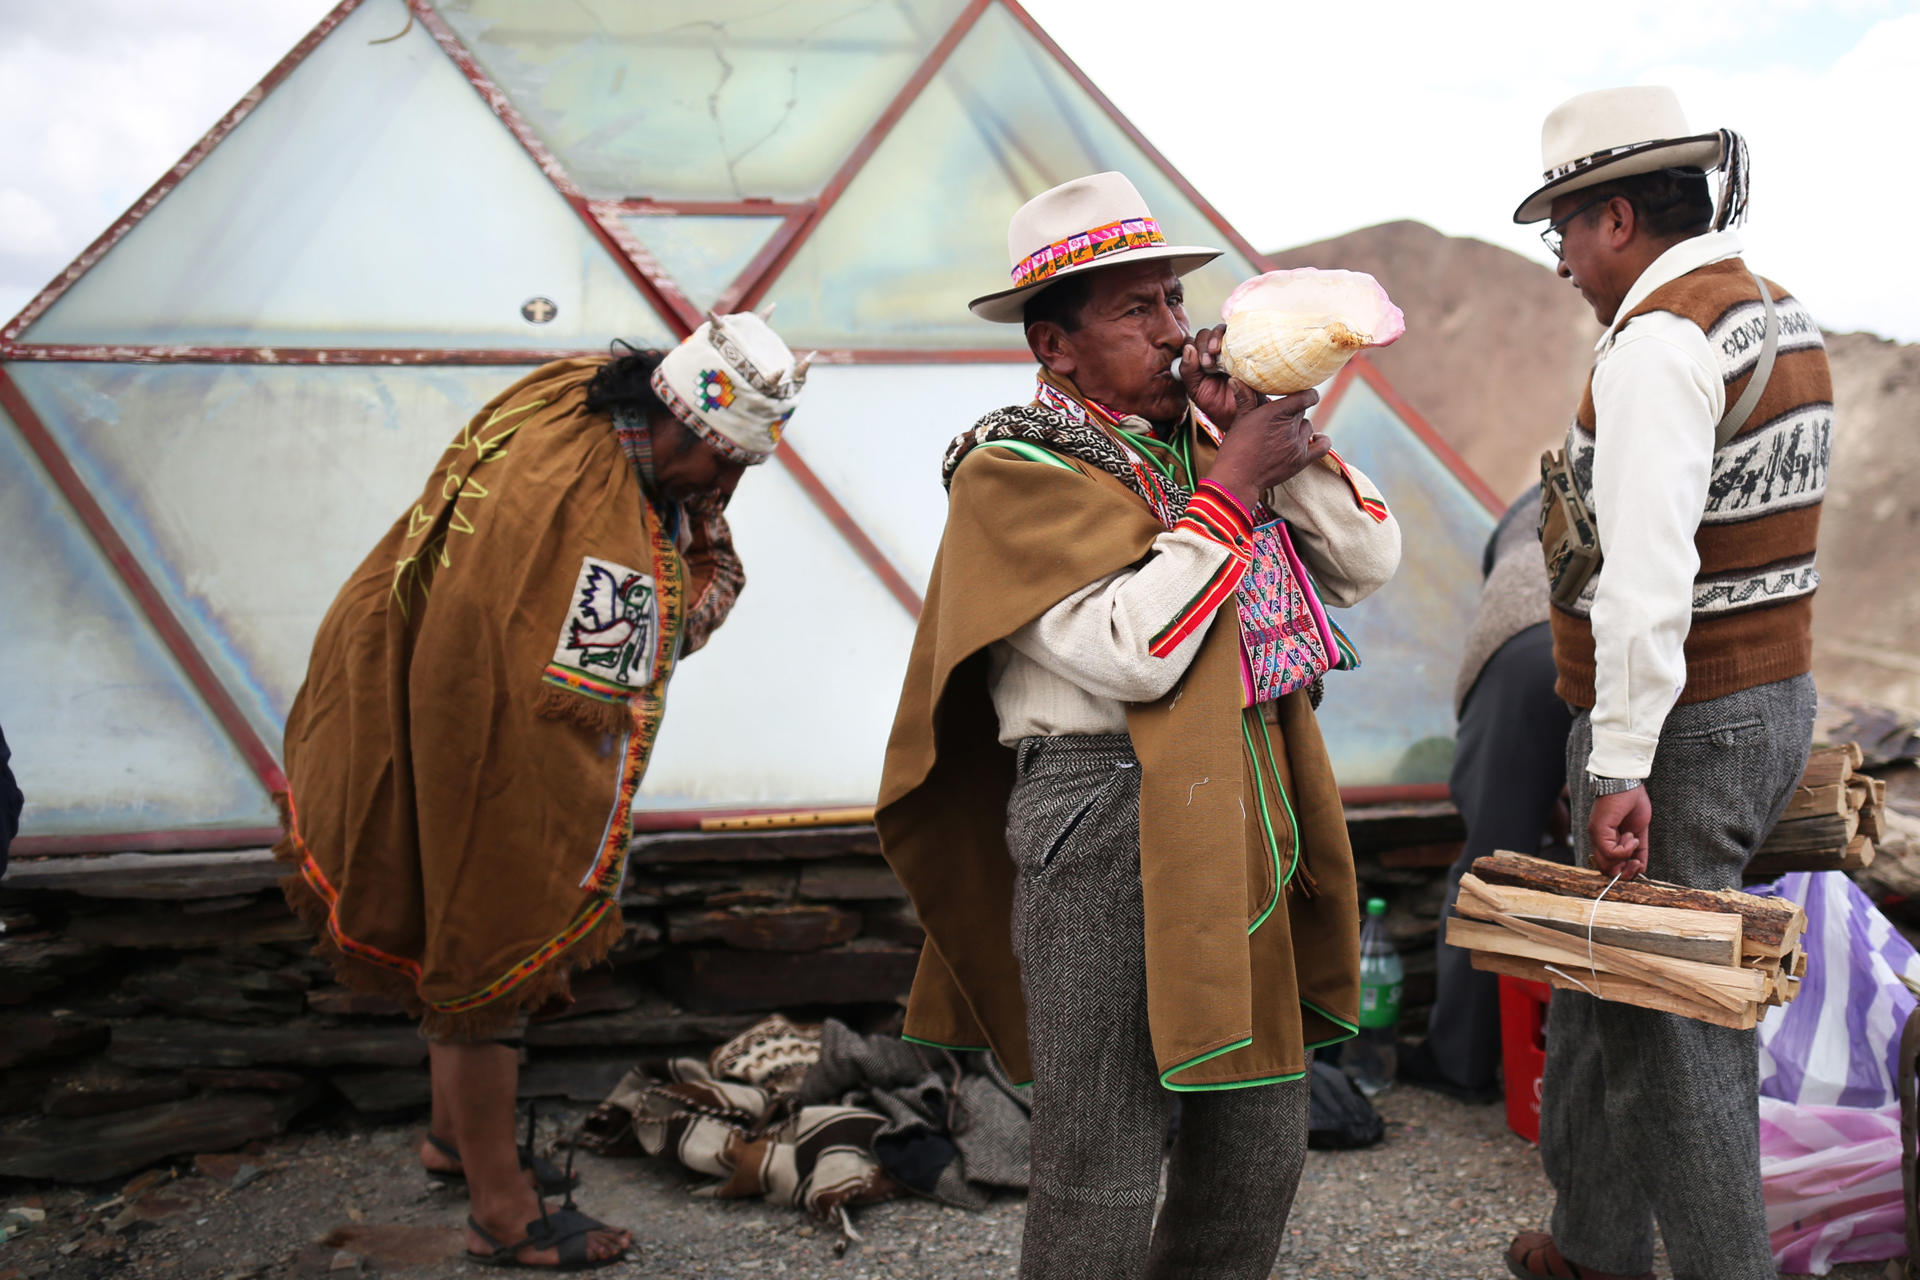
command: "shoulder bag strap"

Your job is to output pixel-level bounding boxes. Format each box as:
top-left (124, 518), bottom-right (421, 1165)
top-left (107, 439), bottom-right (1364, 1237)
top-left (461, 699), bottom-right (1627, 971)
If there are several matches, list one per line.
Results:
top-left (1715, 272), bottom-right (1779, 450)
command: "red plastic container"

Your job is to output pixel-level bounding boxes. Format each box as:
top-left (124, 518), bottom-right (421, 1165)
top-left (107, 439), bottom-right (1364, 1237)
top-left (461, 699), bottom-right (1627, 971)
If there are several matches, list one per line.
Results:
top-left (1499, 974), bottom-right (1552, 1143)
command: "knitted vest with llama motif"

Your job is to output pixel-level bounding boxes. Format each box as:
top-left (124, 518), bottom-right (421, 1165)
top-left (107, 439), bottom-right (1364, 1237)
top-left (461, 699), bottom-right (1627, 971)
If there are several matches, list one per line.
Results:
top-left (1550, 256), bottom-right (1832, 708)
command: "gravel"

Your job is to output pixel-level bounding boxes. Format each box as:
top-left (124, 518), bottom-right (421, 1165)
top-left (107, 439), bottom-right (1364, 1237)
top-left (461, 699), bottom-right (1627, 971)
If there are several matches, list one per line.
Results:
top-left (0, 1086), bottom-right (1893, 1278)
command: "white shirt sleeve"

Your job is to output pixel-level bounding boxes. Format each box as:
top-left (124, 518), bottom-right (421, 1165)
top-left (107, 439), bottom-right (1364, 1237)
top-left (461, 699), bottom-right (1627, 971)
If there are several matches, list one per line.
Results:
top-left (1584, 313), bottom-right (1724, 779)
top-left (1002, 525), bottom-right (1237, 704)
top-left (1264, 453), bottom-right (1401, 608)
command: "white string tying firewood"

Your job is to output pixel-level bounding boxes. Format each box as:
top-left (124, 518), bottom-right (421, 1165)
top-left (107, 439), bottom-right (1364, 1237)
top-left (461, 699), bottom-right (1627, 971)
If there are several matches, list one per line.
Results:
top-left (1542, 869), bottom-right (1624, 997)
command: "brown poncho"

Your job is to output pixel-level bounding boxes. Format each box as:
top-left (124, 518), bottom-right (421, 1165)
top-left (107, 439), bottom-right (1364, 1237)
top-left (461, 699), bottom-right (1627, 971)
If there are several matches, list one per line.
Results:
top-left (877, 437), bottom-right (1361, 1089)
top-left (277, 359), bottom-right (720, 1039)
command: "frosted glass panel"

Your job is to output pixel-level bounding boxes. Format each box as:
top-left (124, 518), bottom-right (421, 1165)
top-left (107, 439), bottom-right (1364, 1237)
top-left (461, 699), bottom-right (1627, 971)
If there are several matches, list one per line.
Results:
top-left (22, 0), bottom-right (672, 350)
top-left (1313, 376), bottom-right (1496, 787)
top-left (757, 4), bottom-right (1263, 348)
top-left (780, 363), bottom-right (1037, 590)
top-left (637, 460), bottom-right (917, 811)
top-left (622, 215), bottom-right (785, 312)
top-left (438, 0), bottom-right (969, 201)
top-left (0, 399), bottom-right (276, 837)
top-left (9, 362), bottom-right (544, 746)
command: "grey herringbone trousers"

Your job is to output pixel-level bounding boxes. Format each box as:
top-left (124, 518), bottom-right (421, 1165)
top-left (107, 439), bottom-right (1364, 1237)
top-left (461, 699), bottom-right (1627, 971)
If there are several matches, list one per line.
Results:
top-left (1543, 674), bottom-right (1815, 1280)
top-left (1007, 733), bottom-right (1310, 1280)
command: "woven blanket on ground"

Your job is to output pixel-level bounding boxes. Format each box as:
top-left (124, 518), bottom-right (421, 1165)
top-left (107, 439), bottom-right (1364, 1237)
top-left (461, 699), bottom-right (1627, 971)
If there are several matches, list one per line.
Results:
top-left (582, 1015), bottom-right (1030, 1224)
top-left (794, 1017), bottom-right (1031, 1210)
top-left (586, 1019), bottom-right (900, 1227)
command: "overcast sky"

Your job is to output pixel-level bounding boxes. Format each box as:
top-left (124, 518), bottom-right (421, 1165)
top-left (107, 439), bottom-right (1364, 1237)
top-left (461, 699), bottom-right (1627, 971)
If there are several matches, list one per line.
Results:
top-left (1, 0), bottom-right (1913, 342)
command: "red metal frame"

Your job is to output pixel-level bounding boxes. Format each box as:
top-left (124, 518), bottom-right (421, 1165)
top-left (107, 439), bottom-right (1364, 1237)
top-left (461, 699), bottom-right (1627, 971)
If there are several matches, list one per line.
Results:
top-left (0, 0), bottom-right (1478, 852)
top-left (9, 828), bottom-right (284, 858)
top-left (777, 445), bottom-right (923, 617)
top-left (0, 343), bottom-right (606, 366)
top-left (997, 0), bottom-right (1276, 273)
top-left (604, 200), bottom-right (819, 315)
top-left (0, 343), bottom-right (1046, 366)
top-left (714, 209), bottom-right (813, 316)
top-left (0, 368), bottom-right (288, 796)
top-left (1318, 356), bottom-right (1506, 517)
top-left (404, 0), bottom-right (582, 200)
top-left (0, 0), bottom-right (368, 345)
top-left (736, 0), bottom-right (993, 311)
top-left (610, 200), bottom-right (811, 218)
top-left (805, 348), bottom-right (1026, 364)
top-left (0, 343), bottom-right (1037, 366)
top-left (408, 1), bottom-right (698, 338)
top-left (583, 202), bottom-right (706, 331)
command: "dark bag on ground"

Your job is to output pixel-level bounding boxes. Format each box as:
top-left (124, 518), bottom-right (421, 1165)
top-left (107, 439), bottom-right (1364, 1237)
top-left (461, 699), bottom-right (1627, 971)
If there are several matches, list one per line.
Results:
top-left (1307, 1059), bottom-right (1385, 1150)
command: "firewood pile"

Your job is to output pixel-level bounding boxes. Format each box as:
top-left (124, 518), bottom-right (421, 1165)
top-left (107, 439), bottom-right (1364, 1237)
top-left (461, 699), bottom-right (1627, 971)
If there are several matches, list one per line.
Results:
top-left (1446, 851), bottom-right (1808, 1030)
top-left (1746, 743), bottom-right (1887, 878)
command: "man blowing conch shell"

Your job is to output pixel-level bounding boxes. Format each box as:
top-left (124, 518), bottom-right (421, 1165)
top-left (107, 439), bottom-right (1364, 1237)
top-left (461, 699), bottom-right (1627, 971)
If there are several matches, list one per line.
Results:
top-left (275, 316), bottom-right (807, 1270)
top-left (877, 171), bottom-right (1401, 1279)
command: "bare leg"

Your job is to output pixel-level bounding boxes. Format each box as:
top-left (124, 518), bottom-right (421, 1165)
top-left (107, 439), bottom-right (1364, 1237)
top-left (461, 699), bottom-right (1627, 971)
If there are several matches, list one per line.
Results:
top-left (436, 1043), bottom-right (630, 1265)
top-left (419, 1049), bottom-right (461, 1175)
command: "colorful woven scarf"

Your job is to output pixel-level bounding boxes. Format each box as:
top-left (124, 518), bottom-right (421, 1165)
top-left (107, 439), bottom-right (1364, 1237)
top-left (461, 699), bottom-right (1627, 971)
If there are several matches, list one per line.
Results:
top-left (944, 375), bottom-right (1357, 705)
top-left (614, 405), bottom-right (745, 656)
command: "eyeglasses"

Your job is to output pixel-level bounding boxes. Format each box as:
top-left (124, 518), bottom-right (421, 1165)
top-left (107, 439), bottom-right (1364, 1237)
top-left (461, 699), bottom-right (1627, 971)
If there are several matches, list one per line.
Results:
top-left (1541, 197), bottom-right (1608, 260)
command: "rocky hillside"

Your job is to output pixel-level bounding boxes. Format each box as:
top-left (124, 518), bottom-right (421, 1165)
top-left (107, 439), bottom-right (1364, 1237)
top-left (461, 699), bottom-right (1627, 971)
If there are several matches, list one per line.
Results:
top-left (1270, 221), bottom-right (1920, 712)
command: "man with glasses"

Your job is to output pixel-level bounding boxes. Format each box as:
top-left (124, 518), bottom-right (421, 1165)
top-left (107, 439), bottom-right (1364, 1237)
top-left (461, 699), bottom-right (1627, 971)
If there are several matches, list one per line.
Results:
top-left (1506, 88), bottom-right (1832, 1280)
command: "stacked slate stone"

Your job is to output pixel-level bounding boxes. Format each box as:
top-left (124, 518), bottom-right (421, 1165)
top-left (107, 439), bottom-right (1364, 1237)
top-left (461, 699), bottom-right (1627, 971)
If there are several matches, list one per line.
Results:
top-left (0, 808), bottom-right (1468, 1184)
top-left (0, 826), bottom-right (921, 1185)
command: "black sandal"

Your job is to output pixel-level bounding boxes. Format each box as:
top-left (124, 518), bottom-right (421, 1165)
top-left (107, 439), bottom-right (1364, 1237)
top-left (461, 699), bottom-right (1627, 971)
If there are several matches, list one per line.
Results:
top-left (425, 1103), bottom-right (579, 1195)
top-left (466, 1210), bottom-right (625, 1271)
top-left (467, 1140), bottom-right (625, 1271)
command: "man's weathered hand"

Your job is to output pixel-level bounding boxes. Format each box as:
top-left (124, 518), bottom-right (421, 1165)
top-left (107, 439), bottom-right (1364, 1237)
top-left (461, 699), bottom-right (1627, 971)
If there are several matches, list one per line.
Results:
top-left (1587, 786), bottom-right (1651, 880)
top-left (1180, 325), bottom-right (1240, 427)
top-left (1203, 387), bottom-right (1328, 510)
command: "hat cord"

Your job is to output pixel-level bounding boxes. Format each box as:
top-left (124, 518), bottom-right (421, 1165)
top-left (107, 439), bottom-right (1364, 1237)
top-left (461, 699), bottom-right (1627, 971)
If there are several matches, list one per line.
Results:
top-left (1709, 128), bottom-right (1751, 231)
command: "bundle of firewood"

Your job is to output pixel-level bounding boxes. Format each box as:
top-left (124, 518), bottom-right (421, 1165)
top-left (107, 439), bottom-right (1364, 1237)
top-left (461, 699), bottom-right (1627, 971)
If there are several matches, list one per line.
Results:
top-left (1447, 852), bottom-right (1808, 1030)
top-left (1746, 743), bottom-right (1885, 878)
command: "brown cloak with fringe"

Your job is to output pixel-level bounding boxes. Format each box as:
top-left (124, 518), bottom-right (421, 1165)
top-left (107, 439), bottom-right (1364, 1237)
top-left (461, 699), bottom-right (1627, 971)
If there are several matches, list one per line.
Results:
top-left (877, 441), bottom-right (1361, 1089)
top-left (277, 358), bottom-right (713, 1040)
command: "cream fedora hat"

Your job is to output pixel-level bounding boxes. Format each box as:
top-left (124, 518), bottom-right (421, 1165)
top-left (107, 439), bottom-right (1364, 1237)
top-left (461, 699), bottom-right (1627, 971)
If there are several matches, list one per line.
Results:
top-left (1513, 86), bottom-right (1727, 224)
top-left (969, 171), bottom-right (1222, 324)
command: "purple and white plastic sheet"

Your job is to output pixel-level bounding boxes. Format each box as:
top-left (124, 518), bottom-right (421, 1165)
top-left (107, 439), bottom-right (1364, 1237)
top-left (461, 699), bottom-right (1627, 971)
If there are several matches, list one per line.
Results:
top-left (1754, 870), bottom-right (1920, 1272)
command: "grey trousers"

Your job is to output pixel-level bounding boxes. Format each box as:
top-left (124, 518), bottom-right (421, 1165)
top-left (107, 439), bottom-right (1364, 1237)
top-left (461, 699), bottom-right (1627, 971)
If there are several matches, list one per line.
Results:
top-left (1007, 733), bottom-right (1310, 1280)
top-left (1432, 623), bottom-right (1574, 1089)
top-left (1542, 673), bottom-right (1815, 1279)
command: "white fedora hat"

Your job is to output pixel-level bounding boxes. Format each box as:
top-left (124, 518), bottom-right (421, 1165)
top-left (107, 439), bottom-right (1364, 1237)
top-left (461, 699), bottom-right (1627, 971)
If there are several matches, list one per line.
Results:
top-left (969, 171), bottom-right (1221, 324)
top-left (1513, 86), bottom-right (1727, 224)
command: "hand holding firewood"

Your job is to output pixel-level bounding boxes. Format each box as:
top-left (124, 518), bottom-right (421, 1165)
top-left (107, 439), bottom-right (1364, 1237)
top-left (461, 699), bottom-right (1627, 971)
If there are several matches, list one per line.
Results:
top-left (1588, 786), bottom-right (1651, 880)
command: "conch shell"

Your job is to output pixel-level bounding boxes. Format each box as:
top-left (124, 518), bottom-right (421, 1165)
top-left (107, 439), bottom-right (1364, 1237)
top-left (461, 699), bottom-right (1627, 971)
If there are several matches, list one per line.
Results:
top-left (1216, 268), bottom-right (1406, 395)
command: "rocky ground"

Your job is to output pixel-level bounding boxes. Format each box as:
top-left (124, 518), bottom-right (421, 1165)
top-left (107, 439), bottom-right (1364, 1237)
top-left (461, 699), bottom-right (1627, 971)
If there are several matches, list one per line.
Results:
top-left (0, 1084), bottom-right (1894, 1279)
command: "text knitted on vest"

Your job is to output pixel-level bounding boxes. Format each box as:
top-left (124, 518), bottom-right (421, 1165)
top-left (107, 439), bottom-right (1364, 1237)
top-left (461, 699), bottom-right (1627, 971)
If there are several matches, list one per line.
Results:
top-left (1550, 256), bottom-right (1831, 708)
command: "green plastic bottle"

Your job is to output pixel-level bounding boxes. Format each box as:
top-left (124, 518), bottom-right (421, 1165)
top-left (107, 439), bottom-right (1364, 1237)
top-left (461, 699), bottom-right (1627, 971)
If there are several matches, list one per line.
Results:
top-left (1348, 897), bottom-right (1403, 1096)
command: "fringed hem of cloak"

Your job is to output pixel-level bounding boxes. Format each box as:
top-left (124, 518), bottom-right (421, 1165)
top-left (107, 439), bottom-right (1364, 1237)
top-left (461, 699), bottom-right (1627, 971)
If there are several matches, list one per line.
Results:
top-left (534, 681), bottom-right (634, 735)
top-left (271, 791), bottom-right (624, 1042)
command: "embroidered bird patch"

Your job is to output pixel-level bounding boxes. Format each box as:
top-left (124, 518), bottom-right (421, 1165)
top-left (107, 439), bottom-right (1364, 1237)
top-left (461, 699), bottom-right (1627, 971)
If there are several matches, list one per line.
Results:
top-left (551, 557), bottom-right (659, 690)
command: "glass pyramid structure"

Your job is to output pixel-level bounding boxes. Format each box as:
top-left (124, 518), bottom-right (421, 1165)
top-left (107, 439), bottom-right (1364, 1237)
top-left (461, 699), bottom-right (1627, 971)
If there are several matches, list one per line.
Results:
top-left (0, 0), bottom-right (1498, 851)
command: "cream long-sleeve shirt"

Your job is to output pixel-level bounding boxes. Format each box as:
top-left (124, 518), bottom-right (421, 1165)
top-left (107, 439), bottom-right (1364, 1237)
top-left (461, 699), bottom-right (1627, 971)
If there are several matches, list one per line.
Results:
top-left (987, 450), bottom-right (1401, 745)
top-left (1582, 231), bottom-right (1743, 780)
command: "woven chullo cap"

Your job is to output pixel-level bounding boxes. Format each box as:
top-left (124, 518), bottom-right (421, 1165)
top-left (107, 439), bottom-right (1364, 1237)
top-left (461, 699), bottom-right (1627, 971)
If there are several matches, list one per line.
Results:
top-left (649, 312), bottom-right (811, 465)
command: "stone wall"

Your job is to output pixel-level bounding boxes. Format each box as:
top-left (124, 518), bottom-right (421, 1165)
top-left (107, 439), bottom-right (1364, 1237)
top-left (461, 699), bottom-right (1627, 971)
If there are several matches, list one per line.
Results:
top-left (0, 809), bottom-right (1461, 1184)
